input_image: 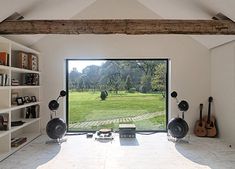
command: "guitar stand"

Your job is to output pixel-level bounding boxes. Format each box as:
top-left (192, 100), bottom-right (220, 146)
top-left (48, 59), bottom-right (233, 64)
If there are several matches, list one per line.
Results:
top-left (167, 132), bottom-right (190, 143)
top-left (45, 138), bottom-right (67, 144)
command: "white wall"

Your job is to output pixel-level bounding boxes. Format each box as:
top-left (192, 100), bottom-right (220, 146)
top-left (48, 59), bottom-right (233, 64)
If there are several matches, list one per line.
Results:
top-left (211, 41), bottom-right (235, 146)
top-left (32, 34), bottom-right (210, 133)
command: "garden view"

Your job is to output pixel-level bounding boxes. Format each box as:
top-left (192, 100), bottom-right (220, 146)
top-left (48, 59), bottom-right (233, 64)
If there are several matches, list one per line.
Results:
top-left (67, 60), bottom-right (167, 131)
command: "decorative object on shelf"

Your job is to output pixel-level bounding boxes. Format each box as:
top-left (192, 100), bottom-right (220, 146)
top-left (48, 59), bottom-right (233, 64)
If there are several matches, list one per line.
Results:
top-left (16, 97), bottom-right (24, 105)
top-left (46, 90), bottom-right (67, 144)
top-left (11, 79), bottom-right (19, 86)
top-left (24, 73), bottom-right (39, 85)
top-left (18, 52), bottom-right (28, 69)
top-left (31, 105), bottom-right (39, 118)
top-left (25, 107), bottom-right (31, 119)
top-left (11, 137), bottom-right (27, 147)
top-left (31, 96), bottom-right (37, 102)
top-left (11, 92), bottom-right (19, 105)
top-left (24, 105), bottom-right (40, 119)
top-left (28, 54), bottom-right (38, 71)
top-left (167, 91), bottom-right (189, 141)
top-left (0, 115), bottom-right (8, 131)
top-left (23, 96), bottom-right (31, 103)
top-left (0, 52), bottom-right (9, 66)
top-left (11, 120), bottom-right (25, 127)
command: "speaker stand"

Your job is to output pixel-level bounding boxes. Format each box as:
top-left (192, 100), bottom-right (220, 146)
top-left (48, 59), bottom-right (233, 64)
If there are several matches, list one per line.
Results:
top-left (167, 132), bottom-right (190, 143)
top-left (45, 138), bottom-right (67, 144)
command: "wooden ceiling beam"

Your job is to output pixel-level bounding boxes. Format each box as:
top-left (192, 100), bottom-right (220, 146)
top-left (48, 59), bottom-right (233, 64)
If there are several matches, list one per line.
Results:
top-left (0, 19), bottom-right (235, 35)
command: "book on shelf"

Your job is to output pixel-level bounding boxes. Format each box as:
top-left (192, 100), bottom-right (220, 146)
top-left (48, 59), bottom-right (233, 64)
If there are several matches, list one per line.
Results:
top-left (0, 52), bottom-right (9, 66)
top-left (11, 137), bottom-right (27, 147)
top-left (0, 73), bottom-right (9, 86)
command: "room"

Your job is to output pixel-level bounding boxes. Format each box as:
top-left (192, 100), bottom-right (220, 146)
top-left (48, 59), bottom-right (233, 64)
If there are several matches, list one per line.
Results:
top-left (0, 0), bottom-right (235, 168)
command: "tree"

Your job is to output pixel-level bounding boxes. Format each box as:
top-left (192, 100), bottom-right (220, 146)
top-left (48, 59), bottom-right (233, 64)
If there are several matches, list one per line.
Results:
top-left (125, 75), bottom-right (132, 91)
top-left (152, 63), bottom-right (167, 97)
top-left (140, 75), bottom-right (152, 93)
top-left (135, 60), bottom-right (158, 76)
top-left (99, 61), bottom-right (122, 93)
top-left (69, 67), bottom-right (81, 90)
top-left (82, 65), bottom-right (100, 92)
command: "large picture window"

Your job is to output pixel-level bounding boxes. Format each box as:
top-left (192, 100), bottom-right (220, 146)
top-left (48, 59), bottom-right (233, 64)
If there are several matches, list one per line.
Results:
top-left (66, 59), bottom-right (168, 131)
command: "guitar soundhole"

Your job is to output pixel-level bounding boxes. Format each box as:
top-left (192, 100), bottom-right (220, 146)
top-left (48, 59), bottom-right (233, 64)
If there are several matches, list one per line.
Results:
top-left (210, 122), bottom-right (214, 127)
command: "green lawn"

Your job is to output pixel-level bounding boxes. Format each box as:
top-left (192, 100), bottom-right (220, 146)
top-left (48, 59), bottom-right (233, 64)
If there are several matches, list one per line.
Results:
top-left (68, 91), bottom-right (166, 130)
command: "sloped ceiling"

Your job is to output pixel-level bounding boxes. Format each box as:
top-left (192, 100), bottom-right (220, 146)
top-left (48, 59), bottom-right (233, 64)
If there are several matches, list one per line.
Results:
top-left (1, 0), bottom-right (96, 46)
top-left (138, 0), bottom-right (235, 49)
top-left (1, 0), bottom-right (235, 49)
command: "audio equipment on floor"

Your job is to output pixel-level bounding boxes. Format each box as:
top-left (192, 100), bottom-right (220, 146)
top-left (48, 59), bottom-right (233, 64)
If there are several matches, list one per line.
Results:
top-left (46, 90), bottom-right (67, 144)
top-left (119, 124), bottom-right (136, 138)
top-left (168, 91), bottom-right (189, 139)
top-left (95, 128), bottom-right (114, 141)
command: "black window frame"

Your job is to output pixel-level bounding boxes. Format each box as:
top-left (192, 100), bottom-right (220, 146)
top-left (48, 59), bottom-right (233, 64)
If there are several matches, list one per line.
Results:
top-left (66, 58), bottom-right (169, 133)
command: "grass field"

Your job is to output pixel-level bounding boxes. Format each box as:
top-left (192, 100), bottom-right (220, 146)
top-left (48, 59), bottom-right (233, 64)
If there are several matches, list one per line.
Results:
top-left (68, 91), bottom-right (166, 130)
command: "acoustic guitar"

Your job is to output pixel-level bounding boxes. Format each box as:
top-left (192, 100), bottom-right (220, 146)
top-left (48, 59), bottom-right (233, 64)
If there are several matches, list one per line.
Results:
top-left (203, 97), bottom-right (217, 137)
top-left (194, 104), bottom-right (207, 137)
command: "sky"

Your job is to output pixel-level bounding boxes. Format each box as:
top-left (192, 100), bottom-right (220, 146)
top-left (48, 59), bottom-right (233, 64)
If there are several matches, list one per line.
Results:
top-left (68, 60), bottom-right (106, 73)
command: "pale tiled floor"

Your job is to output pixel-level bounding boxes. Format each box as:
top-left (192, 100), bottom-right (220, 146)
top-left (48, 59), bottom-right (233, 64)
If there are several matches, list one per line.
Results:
top-left (1, 133), bottom-right (235, 169)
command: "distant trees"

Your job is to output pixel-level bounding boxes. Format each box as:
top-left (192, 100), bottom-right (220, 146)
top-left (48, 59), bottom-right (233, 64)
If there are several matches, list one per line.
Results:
top-left (152, 63), bottom-right (167, 97)
top-left (82, 65), bottom-right (100, 91)
top-left (69, 60), bottom-right (167, 95)
top-left (125, 75), bottom-right (132, 91)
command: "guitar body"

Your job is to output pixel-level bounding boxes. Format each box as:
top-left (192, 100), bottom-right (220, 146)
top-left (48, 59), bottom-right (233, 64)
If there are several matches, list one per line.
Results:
top-left (194, 120), bottom-right (207, 137)
top-left (194, 104), bottom-right (207, 137)
top-left (203, 115), bottom-right (217, 137)
top-left (203, 97), bottom-right (217, 137)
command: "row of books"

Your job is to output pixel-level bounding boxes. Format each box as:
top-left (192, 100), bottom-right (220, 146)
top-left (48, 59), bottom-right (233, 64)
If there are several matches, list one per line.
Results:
top-left (0, 73), bottom-right (9, 86)
top-left (11, 137), bottom-right (27, 147)
top-left (0, 52), bottom-right (10, 66)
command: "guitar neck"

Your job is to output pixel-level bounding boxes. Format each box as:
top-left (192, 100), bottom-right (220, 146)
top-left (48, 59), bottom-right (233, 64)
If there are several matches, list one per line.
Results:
top-left (207, 104), bottom-right (211, 123)
top-left (199, 104), bottom-right (203, 123)
top-left (207, 97), bottom-right (213, 123)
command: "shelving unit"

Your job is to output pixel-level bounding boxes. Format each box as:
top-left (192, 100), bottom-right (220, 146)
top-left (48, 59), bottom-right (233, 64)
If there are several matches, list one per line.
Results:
top-left (0, 36), bottom-right (41, 161)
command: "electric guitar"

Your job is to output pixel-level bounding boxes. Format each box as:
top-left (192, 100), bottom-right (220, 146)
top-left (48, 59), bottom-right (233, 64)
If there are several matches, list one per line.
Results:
top-left (194, 104), bottom-right (207, 137)
top-left (203, 97), bottom-right (217, 137)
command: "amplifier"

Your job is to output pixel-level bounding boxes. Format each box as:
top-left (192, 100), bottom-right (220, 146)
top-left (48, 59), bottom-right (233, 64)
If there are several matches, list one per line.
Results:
top-left (119, 124), bottom-right (136, 138)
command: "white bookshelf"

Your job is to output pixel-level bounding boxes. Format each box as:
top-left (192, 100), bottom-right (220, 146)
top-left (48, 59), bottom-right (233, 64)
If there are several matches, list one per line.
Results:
top-left (0, 36), bottom-right (41, 161)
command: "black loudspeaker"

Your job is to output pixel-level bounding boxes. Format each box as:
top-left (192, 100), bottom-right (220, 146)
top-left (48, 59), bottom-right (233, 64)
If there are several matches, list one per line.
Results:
top-left (167, 117), bottom-right (189, 139)
top-left (46, 118), bottom-right (67, 140)
top-left (60, 90), bottom-right (67, 97)
top-left (48, 100), bottom-right (59, 111)
top-left (178, 100), bottom-right (189, 112)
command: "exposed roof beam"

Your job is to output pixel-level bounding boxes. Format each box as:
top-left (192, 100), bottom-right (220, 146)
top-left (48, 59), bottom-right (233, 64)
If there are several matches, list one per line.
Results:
top-left (0, 19), bottom-right (235, 35)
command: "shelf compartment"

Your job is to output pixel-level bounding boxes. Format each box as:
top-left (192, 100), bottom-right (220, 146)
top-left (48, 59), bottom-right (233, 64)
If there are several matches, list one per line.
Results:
top-left (0, 89), bottom-right (10, 109)
top-left (0, 108), bottom-right (10, 114)
top-left (10, 132), bottom-right (40, 155)
top-left (0, 132), bottom-right (41, 161)
top-left (11, 118), bottom-right (40, 132)
top-left (0, 133), bottom-right (11, 161)
top-left (11, 67), bottom-right (40, 74)
top-left (11, 102), bottom-right (40, 111)
top-left (0, 130), bottom-right (10, 138)
top-left (11, 85), bottom-right (40, 89)
top-left (0, 65), bottom-right (10, 71)
top-left (0, 86), bottom-right (10, 90)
